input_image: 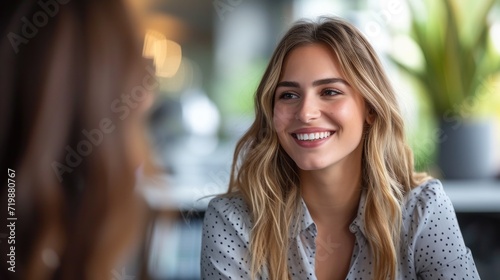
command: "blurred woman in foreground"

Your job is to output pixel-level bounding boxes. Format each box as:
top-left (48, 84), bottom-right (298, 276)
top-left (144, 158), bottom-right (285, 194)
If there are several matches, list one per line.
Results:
top-left (0, 0), bottom-right (155, 279)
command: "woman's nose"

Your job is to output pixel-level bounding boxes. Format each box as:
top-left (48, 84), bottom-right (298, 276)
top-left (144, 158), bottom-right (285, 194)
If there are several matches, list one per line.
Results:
top-left (295, 94), bottom-right (321, 123)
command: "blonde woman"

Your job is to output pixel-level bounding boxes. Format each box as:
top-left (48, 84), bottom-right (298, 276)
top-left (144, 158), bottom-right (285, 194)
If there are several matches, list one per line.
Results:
top-left (201, 17), bottom-right (479, 280)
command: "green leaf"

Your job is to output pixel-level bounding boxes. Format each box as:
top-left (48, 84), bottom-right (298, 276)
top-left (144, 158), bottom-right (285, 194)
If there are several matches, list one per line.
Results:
top-left (391, 0), bottom-right (500, 116)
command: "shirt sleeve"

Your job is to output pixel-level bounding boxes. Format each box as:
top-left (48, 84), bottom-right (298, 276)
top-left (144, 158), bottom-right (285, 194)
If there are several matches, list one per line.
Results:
top-left (201, 196), bottom-right (253, 280)
top-left (406, 180), bottom-right (480, 279)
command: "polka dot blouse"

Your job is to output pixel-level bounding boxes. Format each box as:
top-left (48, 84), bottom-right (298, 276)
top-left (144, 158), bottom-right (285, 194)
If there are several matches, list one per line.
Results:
top-left (201, 179), bottom-right (480, 279)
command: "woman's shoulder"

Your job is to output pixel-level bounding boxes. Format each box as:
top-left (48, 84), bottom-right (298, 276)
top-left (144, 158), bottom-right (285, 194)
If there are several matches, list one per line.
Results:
top-left (406, 178), bottom-right (447, 203)
top-left (400, 180), bottom-right (479, 278)
top-left (403, 178), bottom-right (455, 219)
top-left (205, 192), bottom-right (252, 227)
top-left (207, 192), bottom-right (250, 213)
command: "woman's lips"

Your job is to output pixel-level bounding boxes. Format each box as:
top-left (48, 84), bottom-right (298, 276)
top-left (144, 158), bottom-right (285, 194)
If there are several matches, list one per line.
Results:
top-left (290, 130), bottom-right (336, 148)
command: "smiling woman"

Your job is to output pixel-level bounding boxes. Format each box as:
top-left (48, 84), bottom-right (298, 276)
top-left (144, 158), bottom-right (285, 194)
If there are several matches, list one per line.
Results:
top-left (200, 17), bottom-right (480, 280)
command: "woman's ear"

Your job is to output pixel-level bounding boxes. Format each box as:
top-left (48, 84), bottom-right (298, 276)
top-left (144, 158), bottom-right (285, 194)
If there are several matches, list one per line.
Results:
top-left (365, 107), bottom-right (375, 125)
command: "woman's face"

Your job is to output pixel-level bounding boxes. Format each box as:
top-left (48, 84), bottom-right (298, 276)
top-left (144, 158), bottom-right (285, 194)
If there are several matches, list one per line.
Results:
top-left (273, 43), bottom-right (369, 172)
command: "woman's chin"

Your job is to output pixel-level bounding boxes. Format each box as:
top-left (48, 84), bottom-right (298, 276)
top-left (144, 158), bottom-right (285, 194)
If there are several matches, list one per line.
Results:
top-left (295, 161), bottom-right (329, 172)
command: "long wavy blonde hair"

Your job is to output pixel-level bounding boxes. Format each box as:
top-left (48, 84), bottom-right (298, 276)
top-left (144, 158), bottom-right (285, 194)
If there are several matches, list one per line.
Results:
top-left (227, 17), bottom-right (429, 280)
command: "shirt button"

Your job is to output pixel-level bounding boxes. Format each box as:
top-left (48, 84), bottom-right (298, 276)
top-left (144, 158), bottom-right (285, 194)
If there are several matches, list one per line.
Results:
top-left (349, 224), bottom-right (357, 233)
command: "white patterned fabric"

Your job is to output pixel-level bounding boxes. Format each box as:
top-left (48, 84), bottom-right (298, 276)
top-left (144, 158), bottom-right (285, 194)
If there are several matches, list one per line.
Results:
top-left (201, 179), bottom-right (480, 279)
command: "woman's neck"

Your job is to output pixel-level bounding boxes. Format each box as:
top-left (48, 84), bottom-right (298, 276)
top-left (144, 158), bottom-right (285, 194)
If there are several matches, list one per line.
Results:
top-left (300, 157), bottom-right (362, 229)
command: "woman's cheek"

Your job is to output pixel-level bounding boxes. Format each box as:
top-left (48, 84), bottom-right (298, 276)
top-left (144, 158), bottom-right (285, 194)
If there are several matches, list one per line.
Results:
top-left (274, 104), bottom-right (295, 125)
top-left (327, 100), bottom-right (361, 123)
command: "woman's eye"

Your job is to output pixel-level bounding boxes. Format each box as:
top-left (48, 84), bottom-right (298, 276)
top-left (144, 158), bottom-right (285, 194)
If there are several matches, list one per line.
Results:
top-left (279, 92), bottom-right (299, 99)
top-left (322, 89), bottom-right (342, 96)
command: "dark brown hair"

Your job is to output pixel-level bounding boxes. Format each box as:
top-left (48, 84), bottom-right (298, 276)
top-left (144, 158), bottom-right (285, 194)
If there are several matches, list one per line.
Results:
top-left (0, 0), bottom-right (154, 279)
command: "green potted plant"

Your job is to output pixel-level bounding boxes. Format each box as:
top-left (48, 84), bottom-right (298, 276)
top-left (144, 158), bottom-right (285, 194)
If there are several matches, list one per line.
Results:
top-left (390, 0), bottom-right (500, 179)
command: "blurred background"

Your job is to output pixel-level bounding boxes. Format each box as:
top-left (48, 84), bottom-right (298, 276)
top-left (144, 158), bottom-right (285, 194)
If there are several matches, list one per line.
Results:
top-left (132, 0), bottom-right (500, 279)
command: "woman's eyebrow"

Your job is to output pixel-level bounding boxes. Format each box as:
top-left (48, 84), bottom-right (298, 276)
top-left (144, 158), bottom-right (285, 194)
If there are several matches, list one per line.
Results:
top-left (312, 78), bottom-right (350, 87)
top-left (276, 81), bottom-right (300, 88)
top-left (276, 77), bottom-right (350, 88)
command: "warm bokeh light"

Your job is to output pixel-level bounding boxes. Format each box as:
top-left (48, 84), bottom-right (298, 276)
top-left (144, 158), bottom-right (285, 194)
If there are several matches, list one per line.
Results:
top-left (143, 29), bottom-right (182, 78)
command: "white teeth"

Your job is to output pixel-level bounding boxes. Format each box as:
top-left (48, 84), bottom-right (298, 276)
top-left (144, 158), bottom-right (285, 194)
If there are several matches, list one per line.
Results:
top-left (295, 131), bottom-right (331, 141)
